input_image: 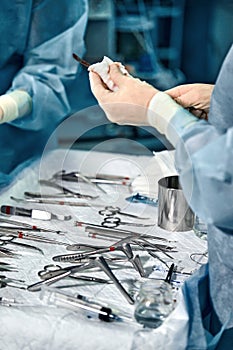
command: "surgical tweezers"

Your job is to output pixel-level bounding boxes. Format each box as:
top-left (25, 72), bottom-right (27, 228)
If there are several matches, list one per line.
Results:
top-left (52, 170), bottom-right (107, 194)
top-left (39, 179), bottom-right (98, 200)
top-left (0, 261), bottom-right (18, 272)
top-left (11, 196), bottom-right (100, 207)
top-left (0, 216), bottom-right (66, 234)
top-left (0, 246), bottom-right (17, 258)
top-left (0, 228), bottom-right (68, 246)
top-left (84, 225), bottom-right (169, 242)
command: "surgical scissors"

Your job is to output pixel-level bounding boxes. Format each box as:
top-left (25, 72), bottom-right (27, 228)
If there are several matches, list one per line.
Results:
top-left (100, 216), bottom-right (154, 228)
top-left (0, 235), bottom-right (44, 255)
top-left (28, 256), bottom-right (134, 304)
top-left (98, 206), bottom-right (149, 220)
top-left (27, 261), bottom-right (95, 292)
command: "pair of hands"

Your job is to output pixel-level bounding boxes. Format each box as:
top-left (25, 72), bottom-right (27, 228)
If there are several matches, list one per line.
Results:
top-left (89, 63), bottom-right (214, 125)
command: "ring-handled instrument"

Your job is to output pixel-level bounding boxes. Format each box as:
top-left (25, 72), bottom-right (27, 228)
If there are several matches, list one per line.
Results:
top-left (39, 179), bottom-right (98, 200)
top-left (38, 264), bottom-right (110, 284)
top-left (101, 216), bottom-right (154, 228)
top-left (99, 206), bottom-right (149, 220)
top-left (0, 234), bottom-right (44, 255)
top-left (29, 255), bottom-right (134, 304)
top-left (0, 205), bottom-right (71, 221)
top-left (27, 260), bottom-right (96, 292)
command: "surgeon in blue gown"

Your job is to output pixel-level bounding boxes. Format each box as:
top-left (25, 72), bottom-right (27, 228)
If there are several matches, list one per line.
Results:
top-left (0, 0), bottom-right (88, 189)
top-left (89, 45), bottom-right (233, 349)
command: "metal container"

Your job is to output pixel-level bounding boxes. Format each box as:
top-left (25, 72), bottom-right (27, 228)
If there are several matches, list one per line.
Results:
top-left (158, 175), bottom-right (194, 232)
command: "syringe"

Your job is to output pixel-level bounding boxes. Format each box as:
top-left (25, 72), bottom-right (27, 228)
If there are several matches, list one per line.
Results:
top-left (40, 286), bottom-right (134, 323)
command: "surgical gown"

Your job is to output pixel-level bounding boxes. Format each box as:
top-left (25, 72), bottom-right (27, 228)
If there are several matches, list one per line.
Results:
top-left (162, 45), bottom-right (233, 348)
top-left (0, 0), bottom-right (88, 189)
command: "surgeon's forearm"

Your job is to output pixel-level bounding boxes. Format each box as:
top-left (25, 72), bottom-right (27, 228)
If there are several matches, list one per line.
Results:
top-left (0, 90), bottom-right (32, 124)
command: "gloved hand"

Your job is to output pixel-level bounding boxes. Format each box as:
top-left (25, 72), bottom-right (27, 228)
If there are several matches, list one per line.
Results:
top-left (89, 63), bottom-right (158, 126)
top-left (166, 84), bottom-right (214, 120)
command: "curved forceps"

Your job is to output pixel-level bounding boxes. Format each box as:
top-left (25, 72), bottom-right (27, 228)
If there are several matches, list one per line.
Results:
top-left (27, 261), bottom-right (96, 292)
top-left (101, 216), bottom-right (154, 228)
top-left (99, 206), bottom-right (149, 220)
top-left (38, 264), bottom-right (109, 284)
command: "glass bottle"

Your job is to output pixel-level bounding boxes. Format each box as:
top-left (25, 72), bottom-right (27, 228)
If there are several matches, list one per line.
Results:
top-left (134, 279), bottom-right (174, 329)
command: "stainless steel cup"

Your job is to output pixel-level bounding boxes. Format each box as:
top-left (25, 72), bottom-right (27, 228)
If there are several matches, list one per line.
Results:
top-left (158, 175), bottom-right (194, 232)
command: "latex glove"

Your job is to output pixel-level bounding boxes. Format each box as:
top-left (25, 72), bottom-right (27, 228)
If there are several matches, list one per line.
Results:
top-left (89, 62), bottom-right (158, 126)
top-left (165, 83), bottom-right (214, 120)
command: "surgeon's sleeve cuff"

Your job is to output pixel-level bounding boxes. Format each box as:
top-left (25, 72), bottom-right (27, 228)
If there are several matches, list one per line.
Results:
top-left (0, 90), bottom-right (32, 124)
top-left (147, 91), bottom-right (199, 146)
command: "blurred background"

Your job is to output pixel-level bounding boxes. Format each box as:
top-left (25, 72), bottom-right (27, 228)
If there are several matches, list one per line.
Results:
top-left (57, 0), bottom-right (233, 155)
